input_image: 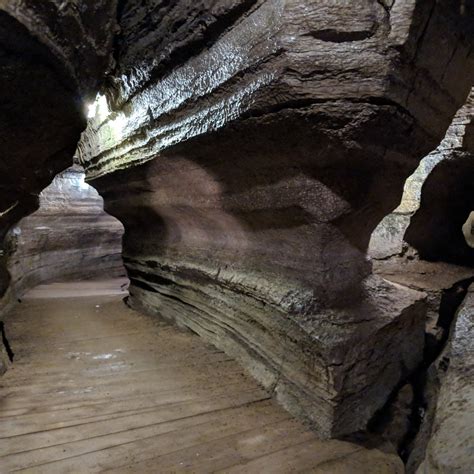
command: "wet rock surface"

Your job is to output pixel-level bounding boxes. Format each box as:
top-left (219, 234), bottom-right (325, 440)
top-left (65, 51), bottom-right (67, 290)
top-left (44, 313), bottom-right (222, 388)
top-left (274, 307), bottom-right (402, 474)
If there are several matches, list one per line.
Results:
top-left (78, 0), bottom-right (474, 437)
top-left (4, 166), bottom-right (125, 298)
top-left (0, 0), bottom-right (472, 466)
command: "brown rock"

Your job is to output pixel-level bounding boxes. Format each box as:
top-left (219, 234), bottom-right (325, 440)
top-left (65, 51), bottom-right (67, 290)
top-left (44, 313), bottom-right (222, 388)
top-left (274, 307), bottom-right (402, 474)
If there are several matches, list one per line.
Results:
top-left (415, 285), bottom-right (474, 473)
top-left (4, 166), bottom-right (125, 298)
top-left (77, 0), bottom-right (474, 436)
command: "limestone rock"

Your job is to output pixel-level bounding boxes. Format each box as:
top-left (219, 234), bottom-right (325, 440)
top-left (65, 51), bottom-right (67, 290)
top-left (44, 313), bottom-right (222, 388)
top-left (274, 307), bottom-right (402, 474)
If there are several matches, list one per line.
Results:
top-left (0, 0), bottom-right (473, 443)
top-left (0, 1), bottom-right (116, 303)
top-left (78, 0), bottom-right (474, 437)
top-left (0, 1), bottom-right (117, 100)
top-left (416, 285), bottom-right (474, 473)
top-left (370, 89), bottom-right (474, 263)
top-left (4, 166), bottom-right (125, 297)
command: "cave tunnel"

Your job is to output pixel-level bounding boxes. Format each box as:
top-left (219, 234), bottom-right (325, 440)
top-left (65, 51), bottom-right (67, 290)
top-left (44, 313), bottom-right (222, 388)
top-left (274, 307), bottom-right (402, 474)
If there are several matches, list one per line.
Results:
top-left (0, 1), bottom-right (473, 473)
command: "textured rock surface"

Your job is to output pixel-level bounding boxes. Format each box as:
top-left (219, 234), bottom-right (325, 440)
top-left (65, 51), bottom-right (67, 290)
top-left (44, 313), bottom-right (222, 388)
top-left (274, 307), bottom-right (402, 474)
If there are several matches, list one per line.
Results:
top-left (0, 0), bottom-right (473, 449)
top-left (78, 0), bottom-right (474, 437)
top-left (370, 89), bottom-right (474, 262)
top-left (0, 1), bottom-right (117, 302)
top-left (0, 0), bottom-right (117, 237)
top-left (0, 3), bottom-right (117, 362)
top-left (4, 166), bottom-right (125, 298)
top-left (374, 259), bottom-right (474, 345)
top-left (374, 259), bottom-right (474, 471)
top-left (0, 1), bottom-right (117, 101)
top-left (369, 88), bottom-right (474, 470)
top-left (405, 92), bottom-right (474, 265)
top-left (415, 284), bottom-right (474, 473)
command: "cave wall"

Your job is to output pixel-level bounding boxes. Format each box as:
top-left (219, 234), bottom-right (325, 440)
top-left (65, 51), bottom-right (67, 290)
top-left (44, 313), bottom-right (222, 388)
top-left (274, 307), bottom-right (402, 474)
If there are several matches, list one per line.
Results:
top-left (0, 0), bottom-right (473, 443)
top-left (414, 283), bottom-right (474, 473)
top-left (0, 2), bottom-right (117, 374)
top-left (77, 0), bottom-right (474, 437)
top-left (367, 90), bottom-right (474, 471)
top-left (4, 166), bottom-right (125, 298)
top-left (0, 2), bottom-right (117, 297)
top-left (370, 89), bottom-right (474, 263)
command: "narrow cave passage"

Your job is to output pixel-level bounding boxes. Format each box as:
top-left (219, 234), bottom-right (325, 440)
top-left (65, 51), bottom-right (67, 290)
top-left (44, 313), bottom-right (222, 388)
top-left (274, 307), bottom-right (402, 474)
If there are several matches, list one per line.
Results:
top-left (4, 165), bottom-right (127, 295)
top-left (0, 167), bottom-right (404, 472)
top-left (1, 1), bottom-right (473, 472)
top-left (1, 283), bottom-right (323, 472)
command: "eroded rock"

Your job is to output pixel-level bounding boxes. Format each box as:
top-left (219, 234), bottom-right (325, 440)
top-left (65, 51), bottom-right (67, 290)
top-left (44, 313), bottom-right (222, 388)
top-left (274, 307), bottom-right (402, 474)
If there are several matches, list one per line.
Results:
top-left (415, 285), bottom-right (474, 473)
top-left (78, 0), bottom-right (474, 437)
top-left (0, 0), bottom-right (473, 450)
top-left (4, 166), bottom-right (125, 298)
top-left (370, 89), bottom-right (474, 263)
top-left (0, 2), bottom-right (117, 303)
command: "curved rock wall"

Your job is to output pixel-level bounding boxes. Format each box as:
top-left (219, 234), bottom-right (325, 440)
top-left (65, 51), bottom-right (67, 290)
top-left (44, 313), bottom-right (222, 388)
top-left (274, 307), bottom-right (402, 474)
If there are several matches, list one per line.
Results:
top-left (0, 3), bottom-right (117, 372)
top-left (0, 2), bottom-right (117, 298)
top-left (0, 0), bottom-right (473, 445)
top-left (78, 1), bottom-right (474, 437)
top-left (370, 89), bottom-right (474, 263)
top-left (4, 166), bottom-right (125, 298)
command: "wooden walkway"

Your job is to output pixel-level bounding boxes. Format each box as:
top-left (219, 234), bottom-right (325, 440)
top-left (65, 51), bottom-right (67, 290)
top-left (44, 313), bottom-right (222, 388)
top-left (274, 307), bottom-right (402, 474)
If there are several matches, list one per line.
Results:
top-left (0, 281), bottom-right (403, 473)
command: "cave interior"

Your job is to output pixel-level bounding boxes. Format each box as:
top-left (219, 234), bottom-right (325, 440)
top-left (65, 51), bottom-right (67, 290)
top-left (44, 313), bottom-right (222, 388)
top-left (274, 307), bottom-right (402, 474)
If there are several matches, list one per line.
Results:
top-left (0, 1), bottom-right (473, 473)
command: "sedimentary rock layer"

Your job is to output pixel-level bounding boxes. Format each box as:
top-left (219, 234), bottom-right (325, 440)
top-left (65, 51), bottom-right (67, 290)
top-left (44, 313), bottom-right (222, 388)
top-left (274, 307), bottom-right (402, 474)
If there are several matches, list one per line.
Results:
top-left (79, 1), bottom-right (474, 437)
top-left (416, 284), bottom-right (474, 473)
top-left (5, 166), bottom-right (125, 298)
top-left (0, 1), bottom-right (117, 100)
top-left (0, 3), bottom-right (118, 367)
top-left (0, 2), bottom-right (117, 296)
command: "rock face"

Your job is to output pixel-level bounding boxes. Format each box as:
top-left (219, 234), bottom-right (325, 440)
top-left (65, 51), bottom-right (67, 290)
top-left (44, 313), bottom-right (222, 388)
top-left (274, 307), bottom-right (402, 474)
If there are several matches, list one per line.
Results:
top-left (370, 90), bottom-right (474, 470)
top-left (370, 89), bottom-right (474, 262)
top-left (0, 0), bottom-right (116, 371)
top-left (0, 1), bottom-right (117, 101)
top-left (415, 285), bottom-right (474, 473)
top-left (0, 2), bottom-right (117, 299)
top-left (0, 0), bottom-right (473, 446)
top-left (405, 93), bottom-right (474, 266)
top-left (0, 3), bottom-right (117, 362)
top-left (77, 1), bottom-right (474, 437)
top-left (4, 166), bottom-right (125, 298)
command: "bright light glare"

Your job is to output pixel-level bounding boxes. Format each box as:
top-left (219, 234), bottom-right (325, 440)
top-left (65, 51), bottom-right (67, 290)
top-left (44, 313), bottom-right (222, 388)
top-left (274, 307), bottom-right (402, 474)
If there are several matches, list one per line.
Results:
top-left (86, 94), bottom-right (109, 121)
top-left (78, 173), bottom-right (90, 191)
top-left (87, 102), bottom-right (96, 119)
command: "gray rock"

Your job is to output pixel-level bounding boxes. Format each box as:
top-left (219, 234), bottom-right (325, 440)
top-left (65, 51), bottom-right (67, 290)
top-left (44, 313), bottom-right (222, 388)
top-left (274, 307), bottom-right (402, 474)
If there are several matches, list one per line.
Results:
top-left (4, 166), bottom-right (125, 297)
top-left (77, 0), bottom-right (473, 436)
top-left (416, 285), bottom-right (474, 473)
top-left (1, 0), bottom-right (473, 442)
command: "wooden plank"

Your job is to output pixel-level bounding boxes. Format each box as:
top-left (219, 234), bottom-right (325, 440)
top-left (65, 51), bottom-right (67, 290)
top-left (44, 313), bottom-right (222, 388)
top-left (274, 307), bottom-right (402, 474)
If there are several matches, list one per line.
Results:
top-left (0, 400), bottom-right (282, 472)
top-left (0, 280), bottom-right (399, 473)
top-left (111, 418), bottom-right (315, 473)
top-left (0, 389), bottom-right (268, 455)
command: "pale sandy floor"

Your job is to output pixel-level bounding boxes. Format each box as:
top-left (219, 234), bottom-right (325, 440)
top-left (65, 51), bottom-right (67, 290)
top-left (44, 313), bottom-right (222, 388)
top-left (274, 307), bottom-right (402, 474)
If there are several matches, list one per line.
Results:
top-left (0, 281), bottom-right (402, 473)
